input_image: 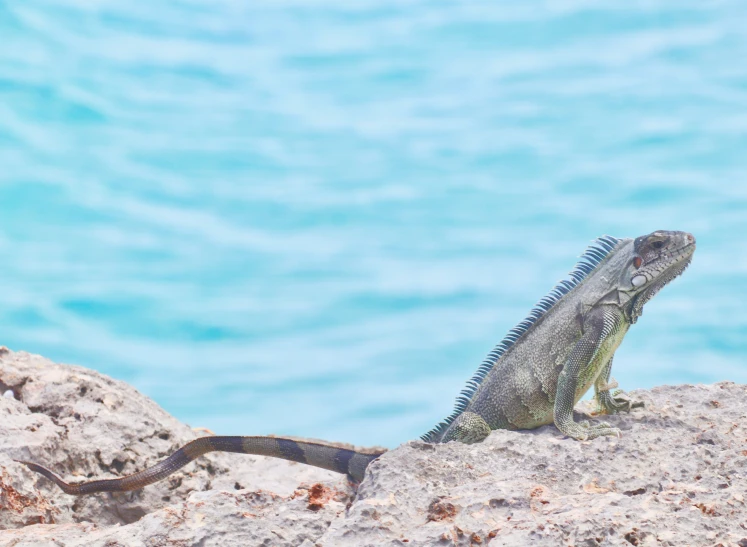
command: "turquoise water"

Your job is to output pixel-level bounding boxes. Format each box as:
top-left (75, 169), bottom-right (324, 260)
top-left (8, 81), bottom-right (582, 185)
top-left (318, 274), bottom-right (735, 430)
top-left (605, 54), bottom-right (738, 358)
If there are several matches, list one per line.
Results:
top-left (1, 1), bottom-right (746, 447)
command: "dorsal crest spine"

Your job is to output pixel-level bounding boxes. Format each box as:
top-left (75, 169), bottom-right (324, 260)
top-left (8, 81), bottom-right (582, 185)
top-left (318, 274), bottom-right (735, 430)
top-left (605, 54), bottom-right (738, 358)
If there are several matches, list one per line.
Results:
top-left (420, 235), bottom-right (622, 442)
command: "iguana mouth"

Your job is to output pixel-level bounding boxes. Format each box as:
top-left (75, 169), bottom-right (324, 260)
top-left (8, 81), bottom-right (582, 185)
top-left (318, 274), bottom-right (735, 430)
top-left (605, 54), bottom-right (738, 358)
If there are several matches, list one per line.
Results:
top-left (661, 240), bottom-right (696, 275)
top-left (663, 241), bottom-right (696, 273)
top-left (631, 239), bottom-right (696, 289)
top-left (628, 242), bottom-right (694, 323)
top-left (662, 239), bottom-right (696, 264)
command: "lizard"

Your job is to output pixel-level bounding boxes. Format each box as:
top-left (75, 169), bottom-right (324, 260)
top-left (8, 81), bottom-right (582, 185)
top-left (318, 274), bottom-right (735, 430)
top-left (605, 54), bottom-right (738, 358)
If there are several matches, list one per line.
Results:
top-left (18, 230), bottom-right (695, 494)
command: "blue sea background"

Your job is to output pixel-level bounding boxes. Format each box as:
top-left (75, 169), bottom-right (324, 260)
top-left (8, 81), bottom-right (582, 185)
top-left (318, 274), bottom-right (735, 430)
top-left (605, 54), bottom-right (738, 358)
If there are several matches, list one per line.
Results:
top-left (1, 1), bottom-right (745, 447)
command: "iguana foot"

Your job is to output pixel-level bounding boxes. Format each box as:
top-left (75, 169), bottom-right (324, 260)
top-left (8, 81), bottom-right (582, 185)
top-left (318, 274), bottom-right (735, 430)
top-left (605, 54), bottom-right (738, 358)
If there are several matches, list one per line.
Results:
top-left (441, 412), bottom-right (491, 444)
top-left (596, 390), bottom-right (644, 415)
top-left (557, 419), bottom-right (621, 441)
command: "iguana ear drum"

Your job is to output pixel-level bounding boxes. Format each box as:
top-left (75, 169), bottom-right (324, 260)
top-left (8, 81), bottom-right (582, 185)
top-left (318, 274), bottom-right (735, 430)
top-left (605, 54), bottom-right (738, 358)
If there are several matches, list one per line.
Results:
top-left (633, 256), bottom-right (642, 269)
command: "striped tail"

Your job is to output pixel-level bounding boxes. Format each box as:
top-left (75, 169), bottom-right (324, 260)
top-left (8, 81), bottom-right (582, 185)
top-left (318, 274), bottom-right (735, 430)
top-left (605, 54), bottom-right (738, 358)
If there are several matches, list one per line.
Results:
top-left (17, 436), bottom-right (385, 495)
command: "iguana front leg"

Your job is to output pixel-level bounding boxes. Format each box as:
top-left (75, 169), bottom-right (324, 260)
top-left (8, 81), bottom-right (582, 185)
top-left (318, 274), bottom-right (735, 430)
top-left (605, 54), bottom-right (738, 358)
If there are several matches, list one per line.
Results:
top-left (594, 356), bottom-right (644, 414)
top-left (554, 307), bottom-right (621, 441)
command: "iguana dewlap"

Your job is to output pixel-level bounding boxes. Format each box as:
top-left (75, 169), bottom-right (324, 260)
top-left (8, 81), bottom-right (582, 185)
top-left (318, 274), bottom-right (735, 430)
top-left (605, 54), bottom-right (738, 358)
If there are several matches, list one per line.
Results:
top-left (19, 230), bottom-right (695, 494)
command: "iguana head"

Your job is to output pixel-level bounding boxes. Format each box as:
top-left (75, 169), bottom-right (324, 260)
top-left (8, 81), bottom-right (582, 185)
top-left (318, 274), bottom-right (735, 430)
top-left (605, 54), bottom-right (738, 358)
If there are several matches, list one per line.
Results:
top-left (623, 230), bottom-right (696, 321)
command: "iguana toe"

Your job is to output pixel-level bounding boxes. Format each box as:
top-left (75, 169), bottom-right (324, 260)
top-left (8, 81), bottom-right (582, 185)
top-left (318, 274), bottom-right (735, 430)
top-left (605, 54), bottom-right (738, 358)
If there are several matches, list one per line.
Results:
top-left (558, 420), bottom-right (619, 441)
top-left (597, 391), bottom-right (644, 415)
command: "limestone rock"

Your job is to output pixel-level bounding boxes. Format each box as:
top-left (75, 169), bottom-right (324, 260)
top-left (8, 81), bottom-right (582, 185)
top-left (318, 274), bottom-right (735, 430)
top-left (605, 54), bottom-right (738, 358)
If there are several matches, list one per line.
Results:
top-left (1, 347), bottom-right (747, 546)
top-left (0, 348), bottom-right (347, 533)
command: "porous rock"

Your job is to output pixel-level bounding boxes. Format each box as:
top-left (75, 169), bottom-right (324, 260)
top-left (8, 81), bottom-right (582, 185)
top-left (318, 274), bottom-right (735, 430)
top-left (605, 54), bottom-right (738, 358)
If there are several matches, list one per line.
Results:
top-left (1, 347), bottom-right (747, 546)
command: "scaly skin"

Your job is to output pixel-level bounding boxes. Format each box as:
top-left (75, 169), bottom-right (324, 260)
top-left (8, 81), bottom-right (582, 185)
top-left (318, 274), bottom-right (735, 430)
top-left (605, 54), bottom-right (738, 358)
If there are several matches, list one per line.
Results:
top-left (436, 230), bottom-right (695, 443)
top-left (19, 230), bottom-right (694, 495)
top-left (18, 436), bottom-right (383, 493)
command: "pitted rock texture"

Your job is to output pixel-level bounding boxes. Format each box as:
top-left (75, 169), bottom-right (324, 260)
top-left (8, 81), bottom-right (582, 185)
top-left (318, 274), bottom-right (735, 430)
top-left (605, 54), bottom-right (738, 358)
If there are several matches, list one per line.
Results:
top-left (1, 347), bottom-right (747, 546)
top-left (0, 348), bottom-right (349, 539)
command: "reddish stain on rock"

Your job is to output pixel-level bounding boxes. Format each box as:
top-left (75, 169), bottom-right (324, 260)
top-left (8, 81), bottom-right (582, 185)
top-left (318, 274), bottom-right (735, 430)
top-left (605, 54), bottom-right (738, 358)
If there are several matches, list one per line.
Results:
top-left (307, 483), bottom-right (333, 511)
top-left (0, 469), bottom-right (58, 523)
top-left (426, 497), bottom-right (458, 522)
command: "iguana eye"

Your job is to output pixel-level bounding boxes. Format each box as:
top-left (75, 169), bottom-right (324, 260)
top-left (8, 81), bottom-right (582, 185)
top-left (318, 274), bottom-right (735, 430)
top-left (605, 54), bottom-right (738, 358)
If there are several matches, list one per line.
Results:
top-left (652, 241), bottom-right (664, 249)
top-left (633, 256), bottom-right (642, 269)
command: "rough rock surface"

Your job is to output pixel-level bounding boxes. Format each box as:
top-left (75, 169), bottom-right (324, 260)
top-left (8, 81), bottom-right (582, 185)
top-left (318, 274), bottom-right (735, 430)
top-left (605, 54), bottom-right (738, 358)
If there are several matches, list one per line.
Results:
top-left (1, 347), bottom-right (746, 546)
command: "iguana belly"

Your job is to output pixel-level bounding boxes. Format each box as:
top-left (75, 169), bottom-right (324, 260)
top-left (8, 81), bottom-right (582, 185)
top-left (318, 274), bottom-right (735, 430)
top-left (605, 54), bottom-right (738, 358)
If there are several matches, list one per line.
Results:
top-left (574, 322), bottom-right (629, 404)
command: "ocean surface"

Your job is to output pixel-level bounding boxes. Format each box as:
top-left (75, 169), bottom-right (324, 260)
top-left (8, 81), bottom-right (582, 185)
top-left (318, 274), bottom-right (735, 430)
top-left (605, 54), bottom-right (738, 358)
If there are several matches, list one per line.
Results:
top-left (1, 1), bottom-right (746, 447)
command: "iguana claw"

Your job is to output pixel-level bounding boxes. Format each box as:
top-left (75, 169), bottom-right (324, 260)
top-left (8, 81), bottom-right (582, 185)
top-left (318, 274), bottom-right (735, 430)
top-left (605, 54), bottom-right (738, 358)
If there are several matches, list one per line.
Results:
top-left (596, 390), bottom-right (644, 415)
top-left (559, 420), bottom-right (622, 441)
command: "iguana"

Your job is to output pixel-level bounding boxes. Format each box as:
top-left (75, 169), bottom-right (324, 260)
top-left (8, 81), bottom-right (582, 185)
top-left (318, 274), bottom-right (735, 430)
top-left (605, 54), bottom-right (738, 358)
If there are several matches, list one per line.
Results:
top-left (18, 230), bottom-right (695, 494)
